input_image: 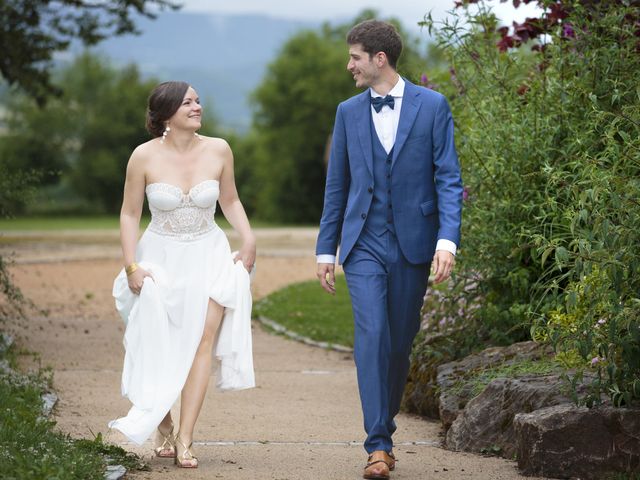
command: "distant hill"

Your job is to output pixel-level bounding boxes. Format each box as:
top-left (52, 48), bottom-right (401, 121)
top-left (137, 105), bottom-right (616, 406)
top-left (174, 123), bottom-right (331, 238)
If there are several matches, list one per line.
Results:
top-left (83, 12), bottom-right (320, 132)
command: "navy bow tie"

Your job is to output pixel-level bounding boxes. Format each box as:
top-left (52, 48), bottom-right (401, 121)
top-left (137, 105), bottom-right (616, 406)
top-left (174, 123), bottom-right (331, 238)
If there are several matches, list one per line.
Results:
top-left (371, 94), bottom-right (395, 113)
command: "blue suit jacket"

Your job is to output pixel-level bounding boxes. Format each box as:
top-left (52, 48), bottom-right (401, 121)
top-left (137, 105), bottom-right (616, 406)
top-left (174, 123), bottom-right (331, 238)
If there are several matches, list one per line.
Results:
top-left (316, 79), bottom-right (463, 265)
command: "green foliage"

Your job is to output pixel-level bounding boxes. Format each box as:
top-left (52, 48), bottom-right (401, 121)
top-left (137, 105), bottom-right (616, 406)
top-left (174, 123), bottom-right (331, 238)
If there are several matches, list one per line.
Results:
top-left (63, 55), bottom-right (157, 213)
top-left (0, 0), bottom-right (178, 104)
top-left (247, 11), bottom-right (433, 222)
top-left (249, 29), bottom-right (359, 223)
top-left (0, 163), bottom-right (41, 217)
top-left (0, 344), bottom-right (147, 479)
top-left (254, 275), bottom-right (354, 347)
top-left (417, 1), bottom-right (640, 406)
top-left (608, 473), bottom-right (640, 480)
top-left (1, 53), bottom-right (223, 214)
top-left (0, 166), bottom-right (38, 328)
top-left (0, 255), bottom-right (30, 329)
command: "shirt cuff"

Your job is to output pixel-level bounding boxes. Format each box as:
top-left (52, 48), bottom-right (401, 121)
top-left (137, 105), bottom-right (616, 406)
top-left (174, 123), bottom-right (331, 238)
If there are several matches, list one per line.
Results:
top-left (436, 239), bottom-right (457, 256)
top-left (317, 254), bottom-right (336, 264)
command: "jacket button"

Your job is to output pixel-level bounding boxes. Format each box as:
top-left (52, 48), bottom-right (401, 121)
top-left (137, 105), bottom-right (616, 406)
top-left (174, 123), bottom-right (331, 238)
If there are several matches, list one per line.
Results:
top-left (361, 213), bottom-right (366, 219)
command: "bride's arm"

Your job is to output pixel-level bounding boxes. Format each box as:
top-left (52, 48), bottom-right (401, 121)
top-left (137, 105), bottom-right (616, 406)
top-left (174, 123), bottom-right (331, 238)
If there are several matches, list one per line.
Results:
top-left (120, 149), bottom-right (150, 293)
top-left (217, 140), bottom-right (256, 272)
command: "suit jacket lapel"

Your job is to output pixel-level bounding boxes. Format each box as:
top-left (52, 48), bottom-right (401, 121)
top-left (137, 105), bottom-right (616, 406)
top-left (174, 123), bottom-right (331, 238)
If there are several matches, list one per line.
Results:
top-left (355, 92), bottom-right (374, 177)
top-left (392, 80), bottom-right (420, 167)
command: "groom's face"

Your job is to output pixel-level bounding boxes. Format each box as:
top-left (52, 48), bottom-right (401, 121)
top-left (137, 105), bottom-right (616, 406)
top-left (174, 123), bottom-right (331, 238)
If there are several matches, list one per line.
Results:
top-left (347, 43), bottom-right (377, 89)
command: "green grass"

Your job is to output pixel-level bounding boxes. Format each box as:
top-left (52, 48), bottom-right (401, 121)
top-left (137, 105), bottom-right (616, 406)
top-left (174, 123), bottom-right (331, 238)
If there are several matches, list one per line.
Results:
top-left (451, 358), bottom-right (563, 398)
top-left (609, 474), bottom-right (640, 480)
top-left (0, 339), bottom-right (147, 479)
top-left (254, 274), bottom-right (354, 347)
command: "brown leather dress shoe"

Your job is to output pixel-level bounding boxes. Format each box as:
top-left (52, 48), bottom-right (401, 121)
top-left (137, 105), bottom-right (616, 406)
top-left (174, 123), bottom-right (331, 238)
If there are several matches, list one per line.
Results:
top-left (363, 450), bottom-right (395, 479)
top-left (388, 451), bottom-right (397, 471)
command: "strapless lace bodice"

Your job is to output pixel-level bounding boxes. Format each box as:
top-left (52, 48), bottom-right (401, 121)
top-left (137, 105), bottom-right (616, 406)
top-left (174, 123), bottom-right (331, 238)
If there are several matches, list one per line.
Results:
top-left (146, 180), bottom-right (219, 241)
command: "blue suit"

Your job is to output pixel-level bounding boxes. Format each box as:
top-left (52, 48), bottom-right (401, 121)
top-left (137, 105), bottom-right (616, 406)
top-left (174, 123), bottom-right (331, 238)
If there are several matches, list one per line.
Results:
top-left (316, 79), bottom-right (462, 453)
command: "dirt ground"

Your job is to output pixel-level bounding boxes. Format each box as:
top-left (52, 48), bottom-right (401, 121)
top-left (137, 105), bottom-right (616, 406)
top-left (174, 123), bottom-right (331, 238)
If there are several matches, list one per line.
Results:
top-left (2, 228), bottom-right (547, 480)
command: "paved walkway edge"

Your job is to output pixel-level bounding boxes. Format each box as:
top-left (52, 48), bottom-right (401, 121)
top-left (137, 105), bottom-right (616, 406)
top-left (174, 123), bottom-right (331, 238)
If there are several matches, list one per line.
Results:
top-left (256, 315), bottom-right (353, 353)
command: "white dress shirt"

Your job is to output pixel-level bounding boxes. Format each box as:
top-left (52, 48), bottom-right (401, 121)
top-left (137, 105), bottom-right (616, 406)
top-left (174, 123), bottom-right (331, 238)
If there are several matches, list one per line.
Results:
top-left (371, 76), bottom-right (404, 153)
top-left (317, 76), bottom-right (457, 264)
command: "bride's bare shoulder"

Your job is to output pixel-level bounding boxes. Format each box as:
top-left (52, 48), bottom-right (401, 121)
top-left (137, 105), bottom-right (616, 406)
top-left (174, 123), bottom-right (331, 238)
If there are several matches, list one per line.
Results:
top-left (128, 138), bottom-right (160, 167)
top-left (198, 135), bottom-right (231, 154)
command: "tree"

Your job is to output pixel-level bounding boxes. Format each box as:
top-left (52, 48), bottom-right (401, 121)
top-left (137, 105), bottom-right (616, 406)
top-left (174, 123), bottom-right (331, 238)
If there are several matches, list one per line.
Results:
top-left (63, 54), bottom-right (158, 213)
top-left (249, 30), bottom-right (357, 223)
top-left (0, 0), bottom-right (178, 104)
top-left (0, 1), bottom-right (177, 332)
top-left (1, 53), bottom-right (222, 213)
top-left (249, 10), bottom-right (432, 223)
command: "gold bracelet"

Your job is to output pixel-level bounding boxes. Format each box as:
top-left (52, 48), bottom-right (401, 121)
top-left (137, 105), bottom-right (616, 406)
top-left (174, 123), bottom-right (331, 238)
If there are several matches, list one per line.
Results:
top-left (125, 263), bottom-right (138, 276)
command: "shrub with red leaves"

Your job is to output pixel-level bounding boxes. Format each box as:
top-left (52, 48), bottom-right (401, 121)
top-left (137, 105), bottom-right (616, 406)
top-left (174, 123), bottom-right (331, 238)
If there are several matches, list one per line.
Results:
top-left (456, 0), bottom-right (640, 52)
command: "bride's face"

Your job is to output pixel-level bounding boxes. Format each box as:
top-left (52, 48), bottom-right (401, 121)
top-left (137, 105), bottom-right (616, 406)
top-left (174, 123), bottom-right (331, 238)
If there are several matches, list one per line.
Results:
top-left (168, 87), bottom-right (202, 131)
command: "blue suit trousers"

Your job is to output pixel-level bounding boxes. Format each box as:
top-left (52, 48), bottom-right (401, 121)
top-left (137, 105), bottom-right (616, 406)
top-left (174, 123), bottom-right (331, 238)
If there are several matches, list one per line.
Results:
top-left (343, 227), bottom-right (429, 453)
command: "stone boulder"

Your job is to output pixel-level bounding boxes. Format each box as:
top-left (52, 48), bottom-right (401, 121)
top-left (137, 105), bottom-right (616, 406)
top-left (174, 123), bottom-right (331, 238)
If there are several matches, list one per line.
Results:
top-left (445, 375), bottom-right (574, 457)
top-left (403, 331), bottom-right (461, 419)
top-left (514, 403), bottom-right (640, 479)
top-left (403, 360), bottom-right (441, 419)
top-left (0, 333), bottom-right (14, 358)
top-left (436, 341), bottom-right (552, 430)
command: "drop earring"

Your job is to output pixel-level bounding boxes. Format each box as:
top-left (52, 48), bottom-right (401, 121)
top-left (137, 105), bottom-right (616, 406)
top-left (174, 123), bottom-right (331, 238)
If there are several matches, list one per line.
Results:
top-left (161, 125), bottom-right (171, 144)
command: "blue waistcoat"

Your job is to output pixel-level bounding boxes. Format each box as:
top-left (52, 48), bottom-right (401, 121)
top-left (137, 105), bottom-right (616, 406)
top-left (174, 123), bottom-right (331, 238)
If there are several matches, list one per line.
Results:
top-left (363, 115), bottom-right (396, 237)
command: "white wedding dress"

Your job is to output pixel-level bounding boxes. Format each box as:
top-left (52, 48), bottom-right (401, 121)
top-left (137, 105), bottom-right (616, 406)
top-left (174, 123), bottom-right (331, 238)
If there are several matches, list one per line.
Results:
top-left (109, 179), bottom-right (255, 445)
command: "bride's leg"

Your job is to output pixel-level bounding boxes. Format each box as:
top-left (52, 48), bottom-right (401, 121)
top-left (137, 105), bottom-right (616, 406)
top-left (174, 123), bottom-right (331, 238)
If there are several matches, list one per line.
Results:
top-left (159, 411), bottom-right (173, 431)
top-left (177, 299), bottom-right (224, 461)
top-left (155, 411), bottom-right (175, 457)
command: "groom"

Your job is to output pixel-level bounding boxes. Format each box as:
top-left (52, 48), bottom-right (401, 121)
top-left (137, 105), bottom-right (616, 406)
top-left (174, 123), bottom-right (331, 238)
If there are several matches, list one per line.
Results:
top-left (316, 20), bottom-right (462, 479)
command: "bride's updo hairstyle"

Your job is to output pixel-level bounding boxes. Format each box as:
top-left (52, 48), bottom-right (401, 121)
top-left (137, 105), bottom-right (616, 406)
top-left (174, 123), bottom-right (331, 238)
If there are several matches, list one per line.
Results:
top-left (146, 81), bottom-right (190, 137)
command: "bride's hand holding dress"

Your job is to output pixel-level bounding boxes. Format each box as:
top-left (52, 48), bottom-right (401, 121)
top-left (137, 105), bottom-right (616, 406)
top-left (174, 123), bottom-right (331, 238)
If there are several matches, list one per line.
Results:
top-left (234, 242), bottom-right (256, 274)
top-left (126, 267), bottom-right (152, 295)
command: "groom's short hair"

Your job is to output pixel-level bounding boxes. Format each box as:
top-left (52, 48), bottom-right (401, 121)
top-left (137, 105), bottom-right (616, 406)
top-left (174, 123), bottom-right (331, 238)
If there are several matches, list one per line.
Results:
top-left (347, 20), bottom-right (403, 70)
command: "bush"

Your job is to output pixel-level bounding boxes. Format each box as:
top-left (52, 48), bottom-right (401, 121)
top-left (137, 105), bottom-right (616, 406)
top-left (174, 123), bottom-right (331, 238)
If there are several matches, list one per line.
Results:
top-left (414, 1), bottom-right (640, 406)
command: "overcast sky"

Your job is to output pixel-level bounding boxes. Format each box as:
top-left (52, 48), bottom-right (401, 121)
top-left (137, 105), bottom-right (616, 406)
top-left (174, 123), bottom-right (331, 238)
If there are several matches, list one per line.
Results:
top-left (180, 0), bottom-right (542, 31)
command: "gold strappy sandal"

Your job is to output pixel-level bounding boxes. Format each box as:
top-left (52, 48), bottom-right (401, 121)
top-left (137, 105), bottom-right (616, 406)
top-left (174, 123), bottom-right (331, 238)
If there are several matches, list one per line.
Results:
top-left (174, 434), bottom-right (198, 468)
top-left (154, 425), bottom-right (176, 458)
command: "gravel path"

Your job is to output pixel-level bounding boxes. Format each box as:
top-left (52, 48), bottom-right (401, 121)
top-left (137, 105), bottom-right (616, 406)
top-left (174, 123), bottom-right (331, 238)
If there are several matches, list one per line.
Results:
top-left (3, 228), bottom-right (546, 479)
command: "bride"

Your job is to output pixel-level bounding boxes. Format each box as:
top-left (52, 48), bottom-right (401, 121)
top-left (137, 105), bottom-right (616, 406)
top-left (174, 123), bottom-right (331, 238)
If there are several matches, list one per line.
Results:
top-left (109, 81), bottom-right (256, 468)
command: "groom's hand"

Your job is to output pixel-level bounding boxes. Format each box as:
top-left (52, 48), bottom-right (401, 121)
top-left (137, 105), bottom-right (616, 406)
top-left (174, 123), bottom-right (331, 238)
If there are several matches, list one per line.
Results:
top-left (432, 250), bottom-right (455, 284)
top-left (317, 263), bottom-right (336, 295)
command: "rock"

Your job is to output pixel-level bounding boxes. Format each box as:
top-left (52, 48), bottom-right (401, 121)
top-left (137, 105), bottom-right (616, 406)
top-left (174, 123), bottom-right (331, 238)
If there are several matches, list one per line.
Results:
top-left (403, 354), bottom-right (444, 419)
top-left (445, 375), bottom-right (573, 457)
top-left (41, 392), bottom-right (58, 418)
top-left (403, 330), bottom-right (462, 418)
top-left (0, 359), bottom-right (11, 374)
top-left (514, 404), bottom-right (640, 479)
top-left (104, 465), bottom-right (127, 480)
top-left (436, 341), bottom-right (551, 430)
top-left (0, 333), bottom-right (14, 354)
